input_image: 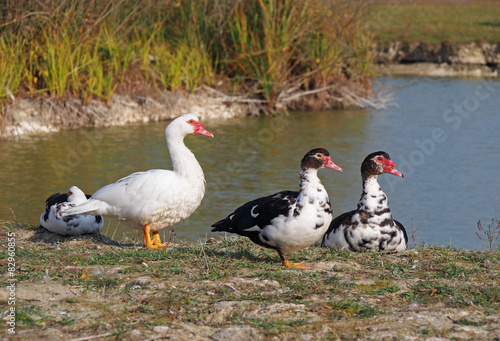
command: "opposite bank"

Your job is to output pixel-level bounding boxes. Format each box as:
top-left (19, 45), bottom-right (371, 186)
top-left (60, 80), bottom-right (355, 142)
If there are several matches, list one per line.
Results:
top-left (373, 41), bottom-right (500, 77)
top-left (2, 42), bottom-right (499, 138)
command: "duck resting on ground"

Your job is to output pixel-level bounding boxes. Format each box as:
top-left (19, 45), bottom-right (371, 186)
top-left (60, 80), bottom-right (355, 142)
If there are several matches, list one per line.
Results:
top-left (321, 151), bottom-right (407, 252)
top-left (40, 186), bottom-right (104, 236)
top-left (212, 148), bottom-right (343, 269)
top-left (61, 113), bottom-right (214, 249)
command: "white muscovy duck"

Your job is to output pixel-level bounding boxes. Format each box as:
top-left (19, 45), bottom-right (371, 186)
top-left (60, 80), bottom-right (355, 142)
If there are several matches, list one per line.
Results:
top-left (61, 113), bottom-right (214, 249)
top-left (212, 148), bottom-right (343, 269)
top-left (40, 186), bottom-right (104, 236)
top-left (321, 151), bottom-right (408, 252)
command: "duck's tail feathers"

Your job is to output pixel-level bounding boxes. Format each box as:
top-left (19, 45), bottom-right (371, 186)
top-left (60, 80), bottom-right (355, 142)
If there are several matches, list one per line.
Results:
top-left (61, 199), bottom-right (103, 216)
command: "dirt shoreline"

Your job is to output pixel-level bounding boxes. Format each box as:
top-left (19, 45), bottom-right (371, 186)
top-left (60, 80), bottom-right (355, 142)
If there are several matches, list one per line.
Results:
top-left (0, 81), bottom-right (373, 138)
top-left (0, 224), bottom-right (499, 340)
top-left (0, 89), bottom-right (252, 139)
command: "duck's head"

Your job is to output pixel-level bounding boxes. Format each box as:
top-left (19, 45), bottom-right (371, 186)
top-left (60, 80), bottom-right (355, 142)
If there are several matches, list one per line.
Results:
top-left (301, 148), bottom-right (343, 172)
top-left (67, 186), bottom-right (88, 205)
top-left (166, 113), bottom-right (214, 139)
top-left (361, 151), bottom-right (403, 179)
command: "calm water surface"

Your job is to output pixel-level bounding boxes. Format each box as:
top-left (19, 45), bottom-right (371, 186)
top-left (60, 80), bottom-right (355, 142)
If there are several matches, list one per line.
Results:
top-left (1, 76), bottom-right (499, 250)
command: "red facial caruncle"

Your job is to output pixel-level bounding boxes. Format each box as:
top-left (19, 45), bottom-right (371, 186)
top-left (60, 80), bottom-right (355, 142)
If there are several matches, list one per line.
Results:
top-left (188, 119), bottom-right (214, 137)
top-left (375, 155), bottom-right (403, 177)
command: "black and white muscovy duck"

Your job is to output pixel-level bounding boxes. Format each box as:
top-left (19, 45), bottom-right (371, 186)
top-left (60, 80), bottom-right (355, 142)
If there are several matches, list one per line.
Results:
top-left (61, 113), bottom-right (214, 249)
top-left (321, 151), bottom-right (407, 252)
top-left (212, 148), bottom-right (343, 269)
top-left (40, 186), bottom-right (104, 236)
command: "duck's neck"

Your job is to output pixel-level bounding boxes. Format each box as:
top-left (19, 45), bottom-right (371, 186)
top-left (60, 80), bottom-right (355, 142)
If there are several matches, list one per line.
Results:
top-left (298, 168), bottom-right (329, 203)
top-left (167, 135), bottom-right (204, 182)
top-left (357, 176), bottom-right (391, 216)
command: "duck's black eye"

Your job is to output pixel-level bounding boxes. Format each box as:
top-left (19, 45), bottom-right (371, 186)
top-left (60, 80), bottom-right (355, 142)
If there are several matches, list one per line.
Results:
top-left (375, 156), bottom-right (383, 162)
top-left (188, 119), bottom-right (194, 124)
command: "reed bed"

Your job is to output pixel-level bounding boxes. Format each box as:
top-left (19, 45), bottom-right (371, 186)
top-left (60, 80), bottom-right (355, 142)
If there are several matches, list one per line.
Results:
top-left (0, 0), bottom-right (373, 114)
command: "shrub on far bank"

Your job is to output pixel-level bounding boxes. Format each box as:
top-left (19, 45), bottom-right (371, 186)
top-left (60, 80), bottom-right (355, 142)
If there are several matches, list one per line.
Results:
top-left (0, 0), bottom-right (373, 113)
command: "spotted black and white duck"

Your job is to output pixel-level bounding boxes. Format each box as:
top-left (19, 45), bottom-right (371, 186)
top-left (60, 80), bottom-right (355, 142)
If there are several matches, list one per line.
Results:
top-left (61, 113), bottom-right (213, 249)
top-left (321, 151), bottom-right (407, 252)
top-left (40, 186), bottom-right (104, 236)
top-left (212, 148), bottom-right (343, 269)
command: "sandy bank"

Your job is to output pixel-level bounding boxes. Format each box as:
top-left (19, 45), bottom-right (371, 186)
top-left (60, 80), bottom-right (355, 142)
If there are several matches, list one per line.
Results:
top-left (1, 89), bottom-right (253, 138)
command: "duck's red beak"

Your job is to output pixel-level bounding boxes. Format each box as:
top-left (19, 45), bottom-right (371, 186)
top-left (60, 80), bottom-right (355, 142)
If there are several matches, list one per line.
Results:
top-left (383, 159), bottom-right (403, 177)
top-left (324, 157), bottom-right (343, 172)
top-left (193, 122), bottom-right (214, 137)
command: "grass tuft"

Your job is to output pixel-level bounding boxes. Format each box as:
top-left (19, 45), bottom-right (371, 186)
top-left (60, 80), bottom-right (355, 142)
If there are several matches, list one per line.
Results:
top-left (327, 299), bottom-right (381, 319)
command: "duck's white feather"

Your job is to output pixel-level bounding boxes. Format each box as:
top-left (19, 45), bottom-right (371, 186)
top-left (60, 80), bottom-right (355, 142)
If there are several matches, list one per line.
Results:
top-left (61, 113), bottom-right (211, 232)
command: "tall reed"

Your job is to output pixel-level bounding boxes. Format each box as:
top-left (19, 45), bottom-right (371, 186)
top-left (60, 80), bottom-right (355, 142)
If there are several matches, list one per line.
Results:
top-left (145, 42), bottom-right (214, 93)
top-left (0, 34), bottom-right (25, 133)
top-left (0, 35), bottom-right (25, 102)
top-left (0, 0), bottom-right (373, 112)
top-left (227, 0), bottom-right (311, 103)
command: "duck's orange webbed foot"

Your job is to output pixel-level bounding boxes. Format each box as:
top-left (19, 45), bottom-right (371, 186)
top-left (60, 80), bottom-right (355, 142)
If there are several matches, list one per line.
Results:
top-left (278, 250), bottom-right (308, 269)
top-left (143, 225), bottom-right (169, 250)
top-left (152, 231), bottom-right (174, 248)
top-left (282, 259), bottom-right (308, 270)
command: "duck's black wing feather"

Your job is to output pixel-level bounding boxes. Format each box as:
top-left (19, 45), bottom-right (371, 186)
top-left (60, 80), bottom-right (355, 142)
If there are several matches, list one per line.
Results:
top-left (211, 190), bottom-right (299, 236)
top-left (45, 192), bottom-right (69, 209)
top-left (42, 191), bottom-right (92, 223)
top-left (321, 210), bottom-right (356, 247)
top-left (41, 193), bottom-right (68, 223)
top-left (394, 220), bottom-right (408, 245)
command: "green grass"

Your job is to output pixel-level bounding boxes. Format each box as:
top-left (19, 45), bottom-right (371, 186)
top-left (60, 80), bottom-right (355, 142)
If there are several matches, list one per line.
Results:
top-left (248, 318), bottom-right (308, 336)
top-left (402, 281), bottom-right (500, 309)
top-left (369, 283), bottom-right (401, 295)
top-left (15, 306), bottom-right (39, 327)
top-left (419, 326), bottom-right (432, 335)
top-left (453, 319), bottom-right (485, 327)
top-left (0, 0), bottom-right (372, 113)
top-left (367, 4), bottom-right (500, 44)
top-left (326, 299), bottom-right (381, 319)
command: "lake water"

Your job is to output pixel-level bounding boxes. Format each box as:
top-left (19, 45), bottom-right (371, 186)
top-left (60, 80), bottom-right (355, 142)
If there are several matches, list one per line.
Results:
top-left (1, 76), bottom-right (499, 250)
